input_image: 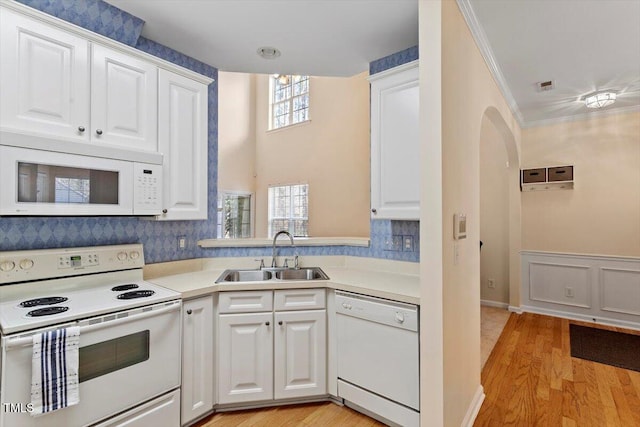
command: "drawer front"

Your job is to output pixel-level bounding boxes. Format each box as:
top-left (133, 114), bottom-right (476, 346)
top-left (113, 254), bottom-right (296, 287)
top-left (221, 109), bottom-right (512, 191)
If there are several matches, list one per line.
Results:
top-left (522, 168), bottom-right (546, 183)
top-left (274, 289), bottom-right (326, 311)
top-left (548, 165), bottom-right (573, 182)
top-left (219, 291), bottom-right (273, 313)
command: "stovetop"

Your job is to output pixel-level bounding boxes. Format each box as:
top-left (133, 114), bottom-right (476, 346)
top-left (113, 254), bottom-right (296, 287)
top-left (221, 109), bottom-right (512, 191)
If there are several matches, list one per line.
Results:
top-left (0, 277), bottom-right (179, 335)
top-left (0, 244), bottom-right (180, 335)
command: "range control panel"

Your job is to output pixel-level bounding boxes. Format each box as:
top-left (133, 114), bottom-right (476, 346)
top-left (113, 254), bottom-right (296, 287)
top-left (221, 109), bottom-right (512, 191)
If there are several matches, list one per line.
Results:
top-left (0, 244), bottom-right (145, 285)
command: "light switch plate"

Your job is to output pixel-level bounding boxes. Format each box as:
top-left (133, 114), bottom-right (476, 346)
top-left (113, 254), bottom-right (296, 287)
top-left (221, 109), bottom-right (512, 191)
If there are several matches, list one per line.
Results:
top-left (403, 235), bottom-right (413, 251)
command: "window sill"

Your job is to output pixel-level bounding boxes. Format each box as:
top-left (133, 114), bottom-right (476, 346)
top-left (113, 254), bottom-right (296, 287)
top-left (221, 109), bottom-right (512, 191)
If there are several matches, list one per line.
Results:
top-left (267, 119), bottom-right (312, 134)
top-left (198, 236), bottom-right (370, 248)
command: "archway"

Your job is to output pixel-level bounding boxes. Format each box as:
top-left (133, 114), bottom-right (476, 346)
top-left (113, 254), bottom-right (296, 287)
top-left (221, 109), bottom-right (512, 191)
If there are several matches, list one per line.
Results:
top-left (478, 106), bottom-right (521, 309)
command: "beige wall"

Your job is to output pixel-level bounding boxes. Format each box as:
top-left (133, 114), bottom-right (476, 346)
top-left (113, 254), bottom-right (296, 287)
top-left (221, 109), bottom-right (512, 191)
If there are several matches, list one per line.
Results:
top-left (521, 112), bottom-right (640, 257)
top-left (418, 1), bottom-right (522, 425)
top-left (480, 119), bottom-right (510, 304)
top-left (217, 72), bottom-right (257, 193)
top-left (254, 73), bottom-right (371, 237)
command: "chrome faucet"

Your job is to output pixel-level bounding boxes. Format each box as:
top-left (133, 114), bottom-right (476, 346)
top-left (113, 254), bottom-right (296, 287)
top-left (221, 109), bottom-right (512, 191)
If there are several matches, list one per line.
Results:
top-left (272, 230), bottom-right (294, 268)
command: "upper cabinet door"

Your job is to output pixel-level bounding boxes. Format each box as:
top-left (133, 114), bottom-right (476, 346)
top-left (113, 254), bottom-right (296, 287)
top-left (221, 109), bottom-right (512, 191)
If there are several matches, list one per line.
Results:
top-left (370, 62), bottom-right (420, 220)
top-left (157, 69), bottom-right (208, 220)
top-left (91, 44), bottom-right (158, 152)
top-left (0, 9), bottom-right (90, 140)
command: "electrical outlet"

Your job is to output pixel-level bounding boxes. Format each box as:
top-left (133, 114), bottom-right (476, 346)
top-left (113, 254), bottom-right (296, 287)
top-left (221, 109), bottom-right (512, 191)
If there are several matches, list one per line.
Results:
top-left (403, 235), bottom-right (413, 252)
top-left (565, 287), bottom-right (574, 298)
top-left (488, 279), bottom-right (495, 289)
top-left (178, 236), bottom-right (186, 250)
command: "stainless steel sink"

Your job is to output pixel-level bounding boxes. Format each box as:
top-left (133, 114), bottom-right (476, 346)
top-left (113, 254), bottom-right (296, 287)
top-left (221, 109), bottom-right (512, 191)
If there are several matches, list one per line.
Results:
top-left (275, 267), bottom-right (329, 281)
top-left (215, 267), bottom-right (328, 283)
top-left (216, 269), bottom-right (273, 283)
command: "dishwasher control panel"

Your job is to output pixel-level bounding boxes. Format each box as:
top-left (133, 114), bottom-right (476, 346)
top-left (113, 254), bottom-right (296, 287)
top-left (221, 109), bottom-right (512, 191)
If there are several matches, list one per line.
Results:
top-left (335, 291), bottom-right (418, 332)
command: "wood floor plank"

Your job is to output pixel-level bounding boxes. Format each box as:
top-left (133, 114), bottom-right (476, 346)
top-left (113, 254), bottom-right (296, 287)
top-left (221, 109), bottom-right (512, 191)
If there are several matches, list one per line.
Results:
top-left (475, 312), bottom-right (640, 427)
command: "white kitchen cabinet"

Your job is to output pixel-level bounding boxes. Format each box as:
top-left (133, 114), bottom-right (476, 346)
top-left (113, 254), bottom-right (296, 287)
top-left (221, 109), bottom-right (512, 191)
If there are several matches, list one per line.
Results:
top-left (217, 312), bottom-right (273, 404)
top-left (91, 44), bottom-right (158, 152)
top-left (369, 61), bottom-right (420, 220)
top-left (157, 69), bottom-right (209, 220)
top-left (0, 8), bottom-right (90, 141)
top-left (181, 296), bottom-right (214, 425)
top-left (216, 289), bottom-right (326, 406)
top-left (274, 309), bottom-right (326, 400)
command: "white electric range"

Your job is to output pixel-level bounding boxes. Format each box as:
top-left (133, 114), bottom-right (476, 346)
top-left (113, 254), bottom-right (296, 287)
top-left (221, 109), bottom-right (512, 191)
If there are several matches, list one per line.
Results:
top-left (0, 244), bottom-right (182, 427)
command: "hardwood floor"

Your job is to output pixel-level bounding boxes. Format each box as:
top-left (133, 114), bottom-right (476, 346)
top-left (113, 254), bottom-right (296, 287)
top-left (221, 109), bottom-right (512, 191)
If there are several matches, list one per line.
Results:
top-left (194, 402), bottom-right (384, 426)
top-left (475, 312), bottom-right (640, 426)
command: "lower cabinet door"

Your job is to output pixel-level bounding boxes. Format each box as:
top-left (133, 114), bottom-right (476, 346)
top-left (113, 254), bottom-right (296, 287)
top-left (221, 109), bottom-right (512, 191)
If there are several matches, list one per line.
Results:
top-left (218, 312), bottom-right (273, 404)
top-left (181, 296), bottom-right (214, 425)
top-left (274, 310), bottom-right (327, 400)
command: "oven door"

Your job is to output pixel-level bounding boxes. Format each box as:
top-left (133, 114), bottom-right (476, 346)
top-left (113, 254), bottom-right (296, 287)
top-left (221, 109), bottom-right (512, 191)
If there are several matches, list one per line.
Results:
top-left (0, 301), bottom-right (181, 427)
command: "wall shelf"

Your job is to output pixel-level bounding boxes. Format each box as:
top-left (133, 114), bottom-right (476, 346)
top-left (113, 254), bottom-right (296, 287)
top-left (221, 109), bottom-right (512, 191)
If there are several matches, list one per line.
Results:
top-left (521, 165), bottom-right (573, 191)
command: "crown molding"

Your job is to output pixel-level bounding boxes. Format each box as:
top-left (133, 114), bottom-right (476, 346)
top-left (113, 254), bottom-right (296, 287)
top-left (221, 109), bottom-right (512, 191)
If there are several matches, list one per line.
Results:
top-left (456, 0), bottom-right (525, 127)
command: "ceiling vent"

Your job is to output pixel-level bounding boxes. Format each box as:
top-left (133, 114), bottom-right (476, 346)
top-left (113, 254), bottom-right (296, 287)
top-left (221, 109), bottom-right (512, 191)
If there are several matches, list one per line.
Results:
top-left (537, 80), bottom-right (555, 92)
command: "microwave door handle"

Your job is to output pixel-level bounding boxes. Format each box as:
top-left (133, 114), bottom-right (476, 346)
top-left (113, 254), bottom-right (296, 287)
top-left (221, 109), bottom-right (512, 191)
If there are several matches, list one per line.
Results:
top-left (4, 301), bottom-right (181, 350)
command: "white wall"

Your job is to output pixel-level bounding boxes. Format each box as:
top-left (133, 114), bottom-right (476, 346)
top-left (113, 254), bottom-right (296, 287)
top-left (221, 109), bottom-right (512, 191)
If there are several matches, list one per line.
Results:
top-left (480, 119), bottom-right (510, 305)
top-left (521, 112), bottom-right (640, 257)
top-left (217, 72), bottom-right (256, 193)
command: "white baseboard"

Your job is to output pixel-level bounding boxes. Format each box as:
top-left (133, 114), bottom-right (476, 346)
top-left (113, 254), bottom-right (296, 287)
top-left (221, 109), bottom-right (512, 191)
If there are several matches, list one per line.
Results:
top-left (508, 305), bottom-right (523, 314)
top-left (480, 299), bottom-right (509, 309)
top-left (461, 385), bottom-right (485, 427)
top-left (520, 305), bottom-right (640, 331)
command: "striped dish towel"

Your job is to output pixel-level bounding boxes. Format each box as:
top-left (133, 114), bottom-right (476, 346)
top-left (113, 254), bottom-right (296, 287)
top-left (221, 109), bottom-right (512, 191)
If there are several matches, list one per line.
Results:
top-left (31, 327), bottom-right (80, 416)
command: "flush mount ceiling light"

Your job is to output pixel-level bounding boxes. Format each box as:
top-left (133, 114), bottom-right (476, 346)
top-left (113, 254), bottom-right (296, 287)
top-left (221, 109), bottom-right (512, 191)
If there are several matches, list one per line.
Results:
top-left (257, 46), bottom-right (281, 60)
top-left (584, 91), bottom-right (617, 109)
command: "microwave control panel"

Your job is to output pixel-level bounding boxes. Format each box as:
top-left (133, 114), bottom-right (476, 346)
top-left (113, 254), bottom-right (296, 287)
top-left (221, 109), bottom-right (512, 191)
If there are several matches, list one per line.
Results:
top-left (133, 163), bottom-right (163, 215)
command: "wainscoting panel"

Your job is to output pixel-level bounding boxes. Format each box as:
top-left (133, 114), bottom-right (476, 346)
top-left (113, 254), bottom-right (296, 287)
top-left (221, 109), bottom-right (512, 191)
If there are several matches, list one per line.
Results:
top-left (600, 267), bottom-right (640, 316)
top-left (529, 262), bottom-right (591, 308)
top-left (521, 251), bottom-right (640, 329)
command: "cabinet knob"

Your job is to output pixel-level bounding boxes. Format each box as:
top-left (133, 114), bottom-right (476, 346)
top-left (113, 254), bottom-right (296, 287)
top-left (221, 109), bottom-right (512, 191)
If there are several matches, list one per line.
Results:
top-left (265, 321), bottom-right (270, 326)
top-left (278, 321), bottom-right (283, 326)
top-left (186, 309), bottom-right (192, 315)
top-left (78, 126), bottom-right (85, 133)
top-left (96, 129), bottom-right (103, 135)
top-left (371, 208), bottom-right (377, 214)
top-left (162, 209), bottom-right (168, 214)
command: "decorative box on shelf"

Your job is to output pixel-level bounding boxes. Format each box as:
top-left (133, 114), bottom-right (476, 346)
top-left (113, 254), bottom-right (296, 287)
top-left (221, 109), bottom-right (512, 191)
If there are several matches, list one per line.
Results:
top-left (521, 165), bottom-right (574, 191)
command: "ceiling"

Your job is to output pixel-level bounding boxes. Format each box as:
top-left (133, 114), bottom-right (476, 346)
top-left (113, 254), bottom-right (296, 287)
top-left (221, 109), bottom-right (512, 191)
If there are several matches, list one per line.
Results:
top-left (105, 0), bottom-right (419, 77)
top-left (462, 0), bottom-right (640, 127)
top-left (106, 0), bottom-right (639, 127)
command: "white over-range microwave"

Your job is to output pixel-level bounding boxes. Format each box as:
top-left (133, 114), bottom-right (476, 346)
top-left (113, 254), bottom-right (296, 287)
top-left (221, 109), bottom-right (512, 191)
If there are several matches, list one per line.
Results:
top-left (0, 145), bottom-right (163, 216)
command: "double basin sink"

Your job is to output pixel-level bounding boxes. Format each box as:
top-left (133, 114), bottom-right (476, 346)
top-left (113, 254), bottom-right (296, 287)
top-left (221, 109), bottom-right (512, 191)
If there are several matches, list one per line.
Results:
top-left (216, 267), bottom-right (329, 283)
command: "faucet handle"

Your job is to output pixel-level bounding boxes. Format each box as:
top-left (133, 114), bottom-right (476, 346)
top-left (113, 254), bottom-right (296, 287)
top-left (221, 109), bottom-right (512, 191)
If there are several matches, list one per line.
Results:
top-left (283, 258), bottom-right (295, 269)
top-left (294, 255), bottom-right (299, 269)
top-left (254, 258), bottom-right (265, 269)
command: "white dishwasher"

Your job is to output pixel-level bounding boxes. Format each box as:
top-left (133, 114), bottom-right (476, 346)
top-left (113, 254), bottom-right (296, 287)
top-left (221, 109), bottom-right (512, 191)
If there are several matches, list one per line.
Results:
top-left (335, 291), bottom-right (419, 427)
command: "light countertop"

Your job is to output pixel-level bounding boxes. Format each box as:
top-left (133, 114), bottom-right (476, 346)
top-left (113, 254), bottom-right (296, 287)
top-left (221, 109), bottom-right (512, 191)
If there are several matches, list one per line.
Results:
top-left (146, 256), bottom-right (420, 305)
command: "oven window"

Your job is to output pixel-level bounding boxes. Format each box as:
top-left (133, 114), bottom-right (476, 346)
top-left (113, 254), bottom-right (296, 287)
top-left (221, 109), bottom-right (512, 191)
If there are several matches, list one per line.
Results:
top-left (17, 162), bottom-right (119, 205)
top-left (79, 330), bottom-right (150, 383)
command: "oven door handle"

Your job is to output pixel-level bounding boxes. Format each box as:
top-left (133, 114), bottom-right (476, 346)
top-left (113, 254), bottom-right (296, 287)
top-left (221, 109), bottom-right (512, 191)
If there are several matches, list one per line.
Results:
top-left (4, 300), bottom-right (181, 350)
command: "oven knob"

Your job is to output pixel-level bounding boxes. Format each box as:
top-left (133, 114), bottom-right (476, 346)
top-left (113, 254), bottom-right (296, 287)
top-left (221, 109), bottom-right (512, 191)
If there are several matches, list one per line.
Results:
top-left (395, 312), bottom-right (405, 324)
top-left (19, 259), bottom-right (34, 270)
top-left (0, 260), bottom-right (15, 272)
top-left (129, 251), bottom-right (140, 260)
top-left (117, 252), bottom-right (128, 261)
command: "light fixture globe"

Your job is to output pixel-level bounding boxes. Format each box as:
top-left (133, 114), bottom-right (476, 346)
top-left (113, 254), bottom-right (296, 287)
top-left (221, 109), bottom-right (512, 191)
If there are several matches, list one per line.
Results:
top-left (584, 91), bottom-right (617, 109)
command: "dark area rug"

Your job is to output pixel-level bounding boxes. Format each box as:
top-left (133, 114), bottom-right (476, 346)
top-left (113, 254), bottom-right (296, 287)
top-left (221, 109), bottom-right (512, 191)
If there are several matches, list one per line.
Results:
top-left (570, 324), bottom-right (640, 372)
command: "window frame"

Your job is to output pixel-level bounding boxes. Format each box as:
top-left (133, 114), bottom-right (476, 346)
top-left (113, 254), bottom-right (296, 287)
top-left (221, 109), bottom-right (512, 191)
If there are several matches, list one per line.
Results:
top-left (216, 190), bottom-right (255, 239)
top-left (267, 183), bottom-right (309, 238)
top-left (268, 75), bottom-right (310, 130)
